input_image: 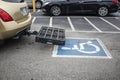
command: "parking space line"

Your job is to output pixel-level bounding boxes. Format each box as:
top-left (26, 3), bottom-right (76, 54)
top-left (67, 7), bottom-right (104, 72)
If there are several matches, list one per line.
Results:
top-left (33, 16), bottom-right (51, 18)
top-left (115, 17), bottom-right (119, 19)
top-left (68, 30), bottom-right (97, 32)
top-left (67, 17), bottom-right (75, 31)
top-left (32, 17), bottom-right (36, 24)
top-left (99, 17), bottom-right (120, 31)
top-left (115, 17), bottom-right (120, 21)
top-left (66, 31), bottom-right (120, 34)
top-left (49, 17), bottom-right (53, 27)
top-left (84, 17), bottom-right (102, 32)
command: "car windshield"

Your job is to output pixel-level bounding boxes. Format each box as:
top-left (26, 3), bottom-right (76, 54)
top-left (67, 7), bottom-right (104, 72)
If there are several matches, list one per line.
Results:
top-left (2, 0), bottom-right (24, 3)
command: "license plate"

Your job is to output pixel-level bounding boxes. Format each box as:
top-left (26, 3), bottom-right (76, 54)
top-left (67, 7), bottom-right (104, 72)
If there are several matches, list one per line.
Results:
top-left (20, 7), bottom-right (28, 16)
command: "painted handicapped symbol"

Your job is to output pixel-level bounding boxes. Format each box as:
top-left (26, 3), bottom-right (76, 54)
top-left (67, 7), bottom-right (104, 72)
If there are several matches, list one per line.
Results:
top-left (61, 41), bottom-right (100, 54)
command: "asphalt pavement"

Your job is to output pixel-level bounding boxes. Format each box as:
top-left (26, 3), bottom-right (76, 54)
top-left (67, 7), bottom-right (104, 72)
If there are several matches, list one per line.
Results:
top-left (0, 10), bottom-right (120, 80)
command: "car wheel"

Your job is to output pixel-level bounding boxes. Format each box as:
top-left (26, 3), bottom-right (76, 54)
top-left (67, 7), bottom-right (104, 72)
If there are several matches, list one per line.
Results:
top-left (36, 1), bottom-right (42, 9)
top-left (98, 6), bottom-right (108, 17)
top-left (50, 6), bottom-right (61, 16)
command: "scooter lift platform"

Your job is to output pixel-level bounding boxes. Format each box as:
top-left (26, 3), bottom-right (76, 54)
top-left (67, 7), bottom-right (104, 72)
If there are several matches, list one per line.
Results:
top-left (35, 26), bottom-right (65, 45)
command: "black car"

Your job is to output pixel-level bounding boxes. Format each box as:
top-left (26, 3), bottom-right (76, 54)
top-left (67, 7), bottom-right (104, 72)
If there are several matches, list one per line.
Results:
top-left (42, 0), bottom-right (119, 16)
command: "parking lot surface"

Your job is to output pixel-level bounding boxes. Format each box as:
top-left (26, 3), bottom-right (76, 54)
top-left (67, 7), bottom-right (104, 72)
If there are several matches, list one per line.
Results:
top-left (0, 10), bottom-right (120, 80)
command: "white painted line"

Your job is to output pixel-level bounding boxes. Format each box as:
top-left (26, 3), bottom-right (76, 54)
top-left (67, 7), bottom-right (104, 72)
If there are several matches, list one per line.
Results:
top-left (32, 16), bottom-right (51, 18)
top-left (84, 17), bottom-right (102, 32)
top-left (67, 17), bottom-right (75, 31)
top-left (97, 38), bottom-right (112, 59)
top-left (52, 55), bottom-right (112, 59)
top-left (66, 31), bottom-right (98, 33)
top-left (115, 17), bottom-right (120, 22)
top-left (49, 17), bottom-right (53, 27)
top-left (52, 45), bottom-right (58, 57)
top-left (99, 17), bottom-right (120, 31)
top-left (115, 17), bottom-right (119, 20)
top-left (32, 17), bottom-right (36, 24)
top-left (66, 31), bottom-right (120, 34)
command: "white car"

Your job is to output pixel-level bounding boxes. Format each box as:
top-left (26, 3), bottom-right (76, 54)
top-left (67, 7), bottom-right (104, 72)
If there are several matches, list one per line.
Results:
top-left (0, 0), bottom-right (32, 42)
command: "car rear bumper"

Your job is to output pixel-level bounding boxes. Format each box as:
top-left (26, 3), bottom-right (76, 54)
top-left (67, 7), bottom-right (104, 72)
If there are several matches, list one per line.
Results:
top-left (0, 13), bottom-right (32, 40)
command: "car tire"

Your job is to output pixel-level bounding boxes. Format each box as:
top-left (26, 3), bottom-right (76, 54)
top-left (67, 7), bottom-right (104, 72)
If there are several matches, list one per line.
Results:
top-left (36, 1), bottom-right (42, 9)
top-left (50, 6), bottom-right (61, 16)
top-left (98, 6), bottom-right (109, 17)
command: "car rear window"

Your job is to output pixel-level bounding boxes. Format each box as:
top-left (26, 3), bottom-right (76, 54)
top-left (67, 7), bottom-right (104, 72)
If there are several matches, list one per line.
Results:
top-left (2, 0), bottom-right (24, 3)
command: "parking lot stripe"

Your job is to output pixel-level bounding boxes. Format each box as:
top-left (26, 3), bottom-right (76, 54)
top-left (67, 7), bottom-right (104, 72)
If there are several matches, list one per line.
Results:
top-left (115, 17), bottom-right (120, 21)
top-left (70, 17), bottom-right (97, 31)
top-left (49, 17), bottom-right (53, 27)
top-left (67, 17), bottom-right (75, 31)
top-left (32, 17), bottom-right (36, 24)
top-left (66, 31), bottom-right (120, 34)
top-left (84, 17), bottom-right (102, 32)
top-left (115, 17), bottom-right (119, 20)
top-left (52, 17), bottom-right (71, 30)
top-left (99, 17), bottom-right (120, 31)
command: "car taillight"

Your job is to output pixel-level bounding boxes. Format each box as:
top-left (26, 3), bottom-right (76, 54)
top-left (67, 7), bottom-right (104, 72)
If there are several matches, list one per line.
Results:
top-left (113, 0), bottom-right (119, 5)
top-left (0, 8), bottom-right (13, 22)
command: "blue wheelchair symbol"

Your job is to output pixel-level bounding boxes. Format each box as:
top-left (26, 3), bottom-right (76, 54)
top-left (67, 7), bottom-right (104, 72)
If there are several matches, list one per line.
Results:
top-left (53, 38), bottom-right (111, 58)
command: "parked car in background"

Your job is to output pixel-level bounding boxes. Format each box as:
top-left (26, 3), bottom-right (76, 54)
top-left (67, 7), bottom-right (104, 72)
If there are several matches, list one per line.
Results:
top-left (25, 0), bottom-right (44, 9)
top-left (0, 0), bottom-right (32, 41)
top-left (42, 0), bottom-right (119, 16)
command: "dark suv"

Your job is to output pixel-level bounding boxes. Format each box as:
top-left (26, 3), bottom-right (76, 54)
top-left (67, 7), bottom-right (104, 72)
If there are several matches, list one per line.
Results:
top-left (42, 0), bottom-right (119, 16)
